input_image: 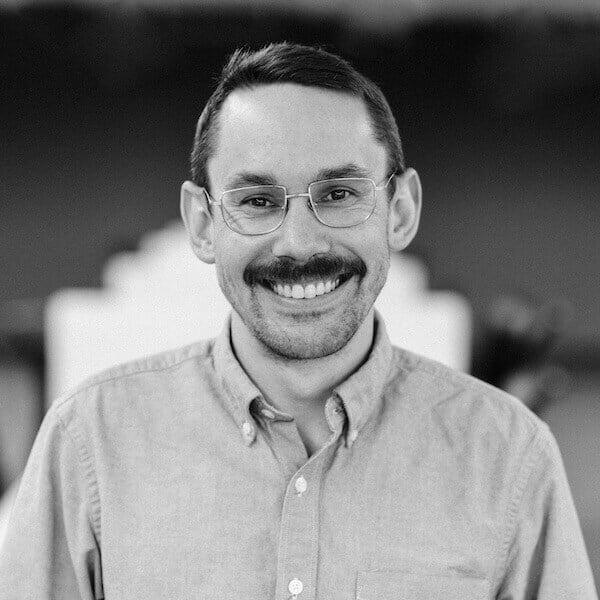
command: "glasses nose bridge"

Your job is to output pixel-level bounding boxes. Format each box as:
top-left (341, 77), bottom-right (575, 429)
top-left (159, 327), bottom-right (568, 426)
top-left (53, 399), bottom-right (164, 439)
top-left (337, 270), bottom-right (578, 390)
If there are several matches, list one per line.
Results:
top-left (283, 190), bottom-right (315, 215)
top-left (284, 191), bottom-right (312, 201)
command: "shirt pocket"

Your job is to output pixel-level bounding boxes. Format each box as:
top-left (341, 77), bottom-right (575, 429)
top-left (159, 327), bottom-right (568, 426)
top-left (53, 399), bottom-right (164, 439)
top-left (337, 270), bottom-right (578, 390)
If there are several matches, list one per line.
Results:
top-left (356, 571), bottom-right (489, 600)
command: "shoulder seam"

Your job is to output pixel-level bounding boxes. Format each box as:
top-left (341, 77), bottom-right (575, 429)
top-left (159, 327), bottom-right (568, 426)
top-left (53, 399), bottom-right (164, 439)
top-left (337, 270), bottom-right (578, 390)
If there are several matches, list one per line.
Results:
top-left (53, 403), bottom-right (102, 539)
top-left (392, 347), bottom-right (539, 430)
top-left (54, 347), bottom-right (214, 409)
top-left (492, 422), bottom-right (552, 591)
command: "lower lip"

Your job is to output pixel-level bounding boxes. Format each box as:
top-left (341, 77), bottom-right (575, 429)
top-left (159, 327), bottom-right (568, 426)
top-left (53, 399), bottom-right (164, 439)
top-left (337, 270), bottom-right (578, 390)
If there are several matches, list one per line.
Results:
top-left (257, 277), bottom-right (355, 309)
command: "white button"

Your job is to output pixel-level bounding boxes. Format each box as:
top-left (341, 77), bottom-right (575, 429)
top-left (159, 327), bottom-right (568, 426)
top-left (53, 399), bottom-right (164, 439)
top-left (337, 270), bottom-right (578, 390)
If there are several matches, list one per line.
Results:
top-left (288, 578), bottom-right (303, 595)
top-left (241, 421), bottom-right (253, 436)
top-left (349, 429), bottom-right (359, 442)
top-left (295, 476), bottom-right (307, 495)
top-left (261, 408), bottom-right (276, 419)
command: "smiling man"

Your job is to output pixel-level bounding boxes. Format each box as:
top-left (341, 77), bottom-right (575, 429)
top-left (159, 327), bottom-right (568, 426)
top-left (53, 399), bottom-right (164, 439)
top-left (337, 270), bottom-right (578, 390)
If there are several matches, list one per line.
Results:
top-left (179, 77), bottom-right (419, 455)
top-left (0, 44), bottom-right (597, 600)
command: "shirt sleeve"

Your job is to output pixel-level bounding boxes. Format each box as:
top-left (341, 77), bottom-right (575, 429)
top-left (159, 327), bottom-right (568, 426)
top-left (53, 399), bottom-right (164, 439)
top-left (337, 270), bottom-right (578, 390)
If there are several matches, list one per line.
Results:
top-left (496, 425), bottom-right (598, 599)
top-left (0, 401), bottom-right (103, 600)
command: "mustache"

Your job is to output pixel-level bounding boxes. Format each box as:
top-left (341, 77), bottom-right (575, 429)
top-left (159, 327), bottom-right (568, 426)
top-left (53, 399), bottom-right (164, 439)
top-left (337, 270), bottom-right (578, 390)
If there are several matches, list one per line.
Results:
top-left (244, 254), bottom-right (367, 285)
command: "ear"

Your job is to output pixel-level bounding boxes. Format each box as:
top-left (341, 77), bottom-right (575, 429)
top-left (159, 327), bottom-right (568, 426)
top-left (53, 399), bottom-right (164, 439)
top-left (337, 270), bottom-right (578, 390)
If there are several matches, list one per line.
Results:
top-left (387, 168), bottom-right (422, 252)
top-left (180, 180), bottom-right (216, 264)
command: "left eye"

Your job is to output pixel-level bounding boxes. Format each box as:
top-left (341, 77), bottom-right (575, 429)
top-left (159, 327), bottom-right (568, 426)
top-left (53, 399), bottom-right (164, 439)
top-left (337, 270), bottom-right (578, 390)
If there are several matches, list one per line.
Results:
top-left (245, 196), bottom-right (275, 207)
top-left (322, 189), bottom-right (350, 202)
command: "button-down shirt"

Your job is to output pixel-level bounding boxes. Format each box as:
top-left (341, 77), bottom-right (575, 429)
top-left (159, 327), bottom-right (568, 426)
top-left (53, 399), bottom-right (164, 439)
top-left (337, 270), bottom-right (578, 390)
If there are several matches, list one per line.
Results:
top-left (0, 315), bottom-right (597, 599)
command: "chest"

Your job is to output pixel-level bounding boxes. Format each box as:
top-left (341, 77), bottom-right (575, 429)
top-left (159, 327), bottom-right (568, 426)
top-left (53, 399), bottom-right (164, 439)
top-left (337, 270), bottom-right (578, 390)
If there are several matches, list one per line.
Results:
top-left (96, 425), bottom-right (499, 599)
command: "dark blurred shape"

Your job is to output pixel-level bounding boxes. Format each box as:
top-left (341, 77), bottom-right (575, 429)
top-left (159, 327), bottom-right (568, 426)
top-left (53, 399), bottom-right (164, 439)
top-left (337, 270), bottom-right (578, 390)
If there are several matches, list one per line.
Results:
top-left (473, 294), bottom-right (574, 412)
top-left (0, 4), bottom-right (345, 93)
top-left (476, 16), bottom-right (600, 112)
top-left (0, 298), bottom-right (44, 360)
top-left (0, 298), bottom-right (45, 494)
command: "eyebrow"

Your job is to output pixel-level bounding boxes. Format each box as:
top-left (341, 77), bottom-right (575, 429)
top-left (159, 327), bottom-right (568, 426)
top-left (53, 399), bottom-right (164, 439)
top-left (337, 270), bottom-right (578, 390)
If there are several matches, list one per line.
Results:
top-left (315, 163), bottom-right (371, 180)
top-left (225, 163), bottom-right (372, 190)
top-left (225, 172), bottom-right (277, 189)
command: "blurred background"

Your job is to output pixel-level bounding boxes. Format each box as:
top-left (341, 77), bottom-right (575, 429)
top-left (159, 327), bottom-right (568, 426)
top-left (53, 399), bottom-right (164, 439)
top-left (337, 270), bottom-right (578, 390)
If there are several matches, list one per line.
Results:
top-left (0, 0), bottom-right (599, 585)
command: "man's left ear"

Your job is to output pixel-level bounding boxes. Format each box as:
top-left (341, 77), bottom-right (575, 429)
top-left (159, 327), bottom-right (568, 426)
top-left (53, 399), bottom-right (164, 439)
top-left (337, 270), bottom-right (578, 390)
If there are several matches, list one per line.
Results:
top-left (387, 168), bottom-right (422, 252)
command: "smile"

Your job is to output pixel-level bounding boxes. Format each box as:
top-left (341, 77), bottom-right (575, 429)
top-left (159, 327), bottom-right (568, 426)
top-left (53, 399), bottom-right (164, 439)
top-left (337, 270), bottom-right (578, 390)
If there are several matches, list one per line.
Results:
top-left (262, 273), bottom-right (353, 299)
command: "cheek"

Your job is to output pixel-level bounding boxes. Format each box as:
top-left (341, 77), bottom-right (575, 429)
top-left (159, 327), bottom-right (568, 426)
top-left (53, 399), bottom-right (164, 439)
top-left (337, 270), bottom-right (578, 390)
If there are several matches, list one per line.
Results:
top-left (212, 234), bottom-right (237, 279)
top-left (212, 233), bottom-right (257, 284)
top-left (352, 214), bottom-right (390, 258)
top-left (359, 227), bottom-right (391, 281)
top-left (359, 199), bottom-right (390, 239)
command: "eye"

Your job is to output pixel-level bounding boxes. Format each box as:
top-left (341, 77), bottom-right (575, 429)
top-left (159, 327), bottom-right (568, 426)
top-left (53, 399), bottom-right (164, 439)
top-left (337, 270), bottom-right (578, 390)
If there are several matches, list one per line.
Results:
top-left (320, 188), bottom-right (355, 203)
top-left (328, 189), bottom-right (348, 201)
top-left (243, 196), bottom-right (277, 208)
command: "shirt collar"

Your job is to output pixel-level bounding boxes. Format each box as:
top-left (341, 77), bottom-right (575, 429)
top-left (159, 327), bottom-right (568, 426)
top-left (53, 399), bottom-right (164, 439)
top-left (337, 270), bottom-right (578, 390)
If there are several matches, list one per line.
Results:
top-left (213, 315), bottom-right (262, 446)
top-left (212, 311), bottom-right (394, 447)
top-left (334, 311), bottom-right (393, 446)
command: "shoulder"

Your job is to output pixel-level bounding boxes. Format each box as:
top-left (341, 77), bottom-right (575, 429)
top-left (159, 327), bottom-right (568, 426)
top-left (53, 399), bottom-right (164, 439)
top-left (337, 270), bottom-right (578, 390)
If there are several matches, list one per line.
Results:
top-left (386, 346), bottom-right (554, 463)
top-left (72, 339), bottom-right (216, 389)
top-left (52, 339), bottom-right (218, 429)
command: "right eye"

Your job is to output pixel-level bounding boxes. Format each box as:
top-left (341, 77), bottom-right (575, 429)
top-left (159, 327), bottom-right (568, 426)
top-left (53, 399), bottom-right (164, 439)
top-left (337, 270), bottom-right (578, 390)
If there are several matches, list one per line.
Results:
top-left (320, 188), bottom-right (352, 203)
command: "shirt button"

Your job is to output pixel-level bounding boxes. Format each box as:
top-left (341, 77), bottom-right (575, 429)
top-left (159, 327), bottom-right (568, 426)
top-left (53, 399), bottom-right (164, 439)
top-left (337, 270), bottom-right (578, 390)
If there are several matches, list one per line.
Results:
top-left (241, 421), bottom-right (253, 437)
top-left (294, 476), bottom-right (307, 495)
top-left (349, 429), bottom-right (359, 443)
top-left (288, 578), bottom-right (303, 595)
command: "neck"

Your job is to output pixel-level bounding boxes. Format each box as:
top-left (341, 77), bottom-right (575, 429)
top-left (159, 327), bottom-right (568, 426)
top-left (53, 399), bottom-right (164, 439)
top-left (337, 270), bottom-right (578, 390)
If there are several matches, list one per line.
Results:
top-left (230, 309), bottom-right (376, 418)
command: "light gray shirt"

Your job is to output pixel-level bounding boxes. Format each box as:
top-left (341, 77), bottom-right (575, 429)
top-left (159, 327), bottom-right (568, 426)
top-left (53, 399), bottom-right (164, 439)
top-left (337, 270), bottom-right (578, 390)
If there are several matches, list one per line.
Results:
top-left (0, 315), bottom-right (597, 599)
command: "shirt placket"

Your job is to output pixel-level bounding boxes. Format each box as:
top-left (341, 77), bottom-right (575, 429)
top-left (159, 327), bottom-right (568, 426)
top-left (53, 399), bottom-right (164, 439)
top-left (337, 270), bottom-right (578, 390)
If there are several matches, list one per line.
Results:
top-left (271, 397), bottom-right (346, 600)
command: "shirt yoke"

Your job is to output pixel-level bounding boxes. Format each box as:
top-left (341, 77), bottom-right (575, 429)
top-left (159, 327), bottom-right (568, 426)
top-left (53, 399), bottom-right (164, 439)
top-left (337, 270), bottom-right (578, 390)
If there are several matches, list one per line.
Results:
top-left (53, 339), bottom-right (217, 407)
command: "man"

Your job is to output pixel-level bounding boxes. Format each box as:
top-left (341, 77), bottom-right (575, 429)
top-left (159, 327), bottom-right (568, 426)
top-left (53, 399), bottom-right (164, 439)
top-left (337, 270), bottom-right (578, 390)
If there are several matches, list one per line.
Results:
top-left (0, 43), bottom-right (596, 599)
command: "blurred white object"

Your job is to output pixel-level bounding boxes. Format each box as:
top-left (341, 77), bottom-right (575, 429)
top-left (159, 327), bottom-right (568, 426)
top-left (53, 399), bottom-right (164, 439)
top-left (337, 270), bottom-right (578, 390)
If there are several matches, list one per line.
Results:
top-left (377, 284), bottom-right (472, 375)
top-left (45, 222), bottom-right (471, 403)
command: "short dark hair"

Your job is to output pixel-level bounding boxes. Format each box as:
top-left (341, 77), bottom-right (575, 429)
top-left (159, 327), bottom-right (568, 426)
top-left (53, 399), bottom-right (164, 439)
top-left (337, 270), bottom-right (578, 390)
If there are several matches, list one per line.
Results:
top-left (190, 42), bottom-right (405, 190)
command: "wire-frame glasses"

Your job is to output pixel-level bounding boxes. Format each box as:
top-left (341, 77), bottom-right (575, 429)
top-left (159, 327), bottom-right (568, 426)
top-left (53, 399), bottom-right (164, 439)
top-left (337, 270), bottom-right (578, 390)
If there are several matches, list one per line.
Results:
top-left (203, 172), bottom-right (396, 236)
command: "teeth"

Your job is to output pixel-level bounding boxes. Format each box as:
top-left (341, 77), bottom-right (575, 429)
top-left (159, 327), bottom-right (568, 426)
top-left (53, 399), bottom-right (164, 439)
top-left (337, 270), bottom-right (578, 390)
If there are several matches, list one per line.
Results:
top-left (270, 278), bottom-right (345, 299)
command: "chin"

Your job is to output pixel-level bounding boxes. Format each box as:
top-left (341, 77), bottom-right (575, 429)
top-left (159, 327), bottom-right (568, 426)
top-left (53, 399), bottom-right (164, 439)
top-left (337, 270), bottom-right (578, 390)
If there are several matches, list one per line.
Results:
top-left (251, 314), bottom-right (363, 360)
top-left (263, 336), bottom-right (348, 360)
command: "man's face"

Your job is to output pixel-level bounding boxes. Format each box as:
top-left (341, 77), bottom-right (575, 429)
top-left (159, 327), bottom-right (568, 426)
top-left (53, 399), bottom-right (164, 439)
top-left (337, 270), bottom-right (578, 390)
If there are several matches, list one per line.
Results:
top-left (205, 83), bottom-right (395, 360)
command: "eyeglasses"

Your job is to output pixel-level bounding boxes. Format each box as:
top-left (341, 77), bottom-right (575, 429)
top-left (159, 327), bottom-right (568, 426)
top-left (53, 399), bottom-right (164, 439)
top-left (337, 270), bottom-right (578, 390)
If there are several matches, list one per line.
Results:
top-left (203, 173), bottom-right (396, 236)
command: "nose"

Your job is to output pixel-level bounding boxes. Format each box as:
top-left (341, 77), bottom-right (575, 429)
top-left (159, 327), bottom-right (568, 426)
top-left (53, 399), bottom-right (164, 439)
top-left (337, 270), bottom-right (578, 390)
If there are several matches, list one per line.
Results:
top-left (270, 195), bottom-right (331, 261)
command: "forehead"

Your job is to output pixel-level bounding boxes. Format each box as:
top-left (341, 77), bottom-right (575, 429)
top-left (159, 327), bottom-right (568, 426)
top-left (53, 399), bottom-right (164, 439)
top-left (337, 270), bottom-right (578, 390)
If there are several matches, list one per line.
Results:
top-left (207, 83), bottom-right (387, 189)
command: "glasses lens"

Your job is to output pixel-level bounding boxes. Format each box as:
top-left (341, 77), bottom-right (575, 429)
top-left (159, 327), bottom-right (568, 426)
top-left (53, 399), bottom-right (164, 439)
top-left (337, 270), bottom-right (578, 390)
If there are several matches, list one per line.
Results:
top-left (310, 178), bottom-right (376, 227)
top-left (221, 186), bottom-right (286, 234)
